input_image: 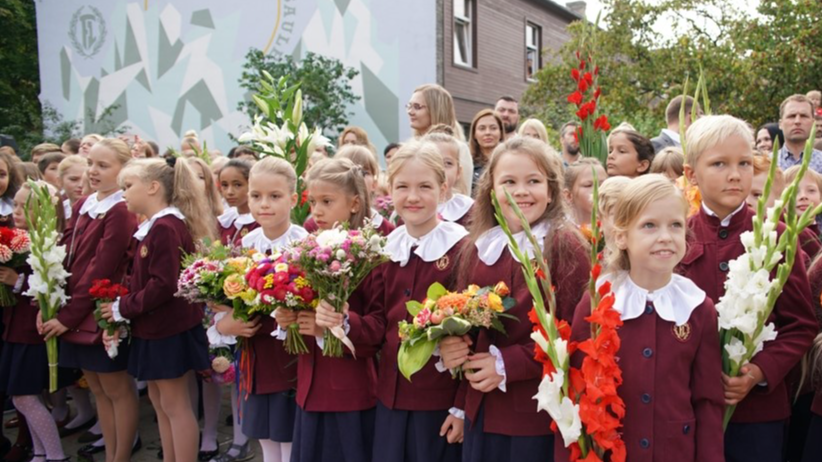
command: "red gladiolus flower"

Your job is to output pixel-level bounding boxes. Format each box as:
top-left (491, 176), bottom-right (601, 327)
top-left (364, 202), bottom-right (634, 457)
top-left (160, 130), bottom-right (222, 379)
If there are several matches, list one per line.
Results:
top-left (579, 60), bottom-right (587, 70)
top-left (591, 263), bottom-right (602, 281)
top-left (571, 68), bottom-right (580, 81)
top-left (594, 87), bottom-right (601, 100)
top-left (578, 79), bottom-right (589, 93)
top-left (577, 107), bottom-right (590, 122)
top-left (535, 268), bottom-right (547, 280)
top-left (594, 115), bottom-right (611, 132)
top-left (567, 91), bottom-right (584, 106)
top-left (594, 65), bottom-right (600, 76)
top-left (583, 72), bottom-right (593, 85)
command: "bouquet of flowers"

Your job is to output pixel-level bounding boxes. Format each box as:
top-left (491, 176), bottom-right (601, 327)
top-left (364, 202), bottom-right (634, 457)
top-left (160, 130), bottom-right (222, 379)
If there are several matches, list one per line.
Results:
top-left (209, 347), bottom-right (237, 385)
top-left (244, 253), bottom-right (318, 354)
top-left (0, 227), bottom-right (31, 306)
top-left (492, 189), bottom-right (626, 462)
top-left (373, 196), bottom-right (394, 223)
top-left (717, 130), bottom-right (822, 428)
top-left (177, 239), bottom-right (257, 306)
top-left (397, 281), bottom-right (516, 381)
top-left (290, 223), bottom-right (389, 357)
top-left (90, 279), bottom-right (129, 359)
top-left (24, 181), bottom-right (71, 392)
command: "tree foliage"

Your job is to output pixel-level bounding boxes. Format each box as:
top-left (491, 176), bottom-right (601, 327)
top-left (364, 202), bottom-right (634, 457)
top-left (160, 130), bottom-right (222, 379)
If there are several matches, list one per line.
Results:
top-left (238, 50), bottom-right (360, 146)
top-left (522, 0), bottom-right (822, 141)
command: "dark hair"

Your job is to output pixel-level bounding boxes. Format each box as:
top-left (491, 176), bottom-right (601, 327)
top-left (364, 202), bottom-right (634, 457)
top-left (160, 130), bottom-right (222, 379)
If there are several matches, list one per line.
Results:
top-left (609, 128), bottom-right (655, 175)
top-left (0, 151), bottom-right (22, 199)
top-left (62, 138), bottom-right (81, 154)
top-left (233, 146), bottom-right (259, 160)
top-left (18, 162), bottom-right (42, 182)
top-left (383, 143), bottom-right (401, 156)
top-left (220, 158), bottom-right (253, 181)
top-left (560, 122), bottom-right (580, 136)
top-left (469, 109), bottom-right (505, 165)
top-left (147, 141), bottom-right (159, 158)
top-left (756, 123), bottom-right (785, 149)
top-left (37, 152), bottom-right (66, 175)
top-left (497, 95), bottom-right (517, 104)
top-left (665, 95), bottom-right (700, 125)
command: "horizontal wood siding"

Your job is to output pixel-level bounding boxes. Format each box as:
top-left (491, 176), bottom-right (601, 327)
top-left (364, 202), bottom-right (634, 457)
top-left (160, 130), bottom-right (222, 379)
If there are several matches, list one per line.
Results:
top-left (443, 0), bottom-right (576, 124)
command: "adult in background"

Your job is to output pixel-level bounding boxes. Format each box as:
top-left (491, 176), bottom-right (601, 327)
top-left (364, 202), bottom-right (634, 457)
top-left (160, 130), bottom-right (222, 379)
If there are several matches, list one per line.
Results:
top-left (778, 94), bottom-right (822, 173)
top-left (559, 122), bottom-right (580, 166)
top-left (755, 123), bottom-right (784, 154)
top-left (338, 126), bottom-right (377, 156)
top-left (468, 109), bottom-right (504, 194)
top-left (494, 96), bottom-right (519, 140)
top-left (651, 95), bottom-right (701, 153)
top-left (517, 118), bottom-right (549, 144)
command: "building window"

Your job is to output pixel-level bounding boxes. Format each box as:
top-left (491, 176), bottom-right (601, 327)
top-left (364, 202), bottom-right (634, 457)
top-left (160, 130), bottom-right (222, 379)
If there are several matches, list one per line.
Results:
top-left (526, 23), bottom-right (541, 80)
top-left (453, 0), bottom-right (474, 67)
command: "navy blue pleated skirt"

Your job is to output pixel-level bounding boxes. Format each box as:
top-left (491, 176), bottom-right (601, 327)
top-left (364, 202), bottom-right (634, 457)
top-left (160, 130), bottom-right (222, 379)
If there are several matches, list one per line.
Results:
top-left (240, 390), bottom-right (296, 442)
top-left (128, 325), bottom-right (209, 381)
top-left (463, 405), bottom-right (553, 462)
top-left (59, 338), bottom-right (130, 373)
top-left (802, 415), bottom-right (821, 462)
top-left (724, 420), bottom-right (785, 462)
top-left (373, 401), bottom-right (462, 462)
top-left (291, 406), bottom-right (376, 462)
top-left (0, 342), bottom-right (49, 395)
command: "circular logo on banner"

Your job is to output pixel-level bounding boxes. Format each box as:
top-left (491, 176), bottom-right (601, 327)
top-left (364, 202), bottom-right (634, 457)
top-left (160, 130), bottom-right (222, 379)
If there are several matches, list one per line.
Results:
top-left (69, 6), bottom-right (107, 58)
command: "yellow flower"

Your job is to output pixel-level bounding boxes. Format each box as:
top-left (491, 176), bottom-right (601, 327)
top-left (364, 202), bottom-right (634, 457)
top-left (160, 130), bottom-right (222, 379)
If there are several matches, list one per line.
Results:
top-left (294, 276), bottom-right (308, 289)
top-left (223, 274), bottom-right (247, 299)
top-left (423, 299), bottom-right (436, 311)
top-left (488, 293), bottom-right (504, 312)
top-left (465, 285), bottom-right (480, 296)
top-left (263, 273), bottom-right (275, 290)
top-left (493, 281), bottom-right (510, 297)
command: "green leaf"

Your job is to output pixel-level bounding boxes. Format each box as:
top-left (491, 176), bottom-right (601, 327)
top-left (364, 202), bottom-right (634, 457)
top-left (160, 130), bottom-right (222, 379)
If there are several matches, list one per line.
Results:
top-left (406, 300), bottom-right (423, 317)
top-left (439, 316), bottom-right (472, 336)
top-left (426, 282), bottom-right (447, 301)
top-left (397, 338), bottom-right (438, 381)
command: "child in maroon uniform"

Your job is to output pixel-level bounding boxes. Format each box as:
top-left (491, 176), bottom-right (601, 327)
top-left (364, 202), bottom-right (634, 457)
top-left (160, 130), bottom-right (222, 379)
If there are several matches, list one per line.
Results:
top-left (562, 175), bottom-right (724, 462)
top-left (679, 115), bottom-right (817, 462)
top-left (371, 140), bottom-right (468, 461)
top-left (424, 131), bottom-right (474, 226)
top-left (1, 183), bottom-right (68, 462)
top-left (440, 137), bottom-right (590, 462)
top-left (100, 157), bottom-right (214, 462)
top-left (217, 159), bottom-right (258, 247)
top-left (276, 157), bottom-right (384, 462)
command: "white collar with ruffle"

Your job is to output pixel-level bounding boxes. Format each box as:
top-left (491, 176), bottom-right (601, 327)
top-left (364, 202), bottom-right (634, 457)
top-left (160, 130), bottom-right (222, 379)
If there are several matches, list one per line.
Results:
top-left (241, 224), bottom-right (307, 254)
top-left (0, 197), bottom-right (12, 216)
top-left (475, 220), bottom-right (550, 266)
top-left (217, 207), bottom-right (255, 230)
top-left (601, 272), bottom-right (705, 326)
top-left (79, 190), bottom-right (124, 219)
top-left (437, 194), bottom-right (474, 222)
top-left (134, 206), bottom-right (185, 241)
top-left (385, 221), bottom-right (468, 267)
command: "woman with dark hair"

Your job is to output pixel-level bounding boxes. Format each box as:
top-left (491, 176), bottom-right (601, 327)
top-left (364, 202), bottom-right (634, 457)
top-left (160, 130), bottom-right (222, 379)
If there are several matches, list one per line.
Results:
top-left (468, 109), bottom-right (504, 193)
top-left (755, 122), bottom-right (785, 154)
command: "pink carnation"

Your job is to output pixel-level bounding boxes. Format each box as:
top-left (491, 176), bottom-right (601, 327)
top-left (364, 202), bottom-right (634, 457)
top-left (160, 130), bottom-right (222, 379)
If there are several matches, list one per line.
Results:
top-left (0, 245), bottom-right (12, 263)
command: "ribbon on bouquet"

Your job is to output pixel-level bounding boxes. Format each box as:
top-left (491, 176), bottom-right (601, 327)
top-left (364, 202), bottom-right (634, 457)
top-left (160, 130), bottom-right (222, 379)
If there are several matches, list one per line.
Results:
top-left (329, 325), bottom-right (357, 358)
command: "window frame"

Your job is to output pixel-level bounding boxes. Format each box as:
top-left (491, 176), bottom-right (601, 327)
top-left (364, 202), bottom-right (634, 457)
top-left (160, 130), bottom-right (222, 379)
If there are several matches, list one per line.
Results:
top-left (525, 22), bottom-right (541, 81)
top-left (452, 0), bottom-right (476, 69)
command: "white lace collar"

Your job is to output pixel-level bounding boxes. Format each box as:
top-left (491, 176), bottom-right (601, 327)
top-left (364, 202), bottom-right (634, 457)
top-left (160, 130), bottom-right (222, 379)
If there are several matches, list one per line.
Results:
top-left (602, 272), bottom-right (705, 326)
top-left (134, 207), bottom-right (185, 241)
top-left (475, 220), bottom-right (550, 266)
top-left (0, 197), bottom-right (11, 216)
top-left (385, 221), bottom-right (468, 267)
top-left (701, 201), bottom-right (746, 227)
top-left (438, 194), bottom-right (474, 222)
top-left (78, 190), bottom-right (125, 219)
top-left (217, 207), bottom-right (255, 230)
top-left (241, 224), bottom-right (307, 254)
top-left (63, 199), bottom-right (73, 221)
top-left (371, 209), bottom-right (384, 228)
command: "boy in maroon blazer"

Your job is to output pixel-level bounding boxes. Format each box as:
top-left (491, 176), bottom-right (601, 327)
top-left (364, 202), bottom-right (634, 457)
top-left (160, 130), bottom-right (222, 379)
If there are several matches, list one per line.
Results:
top-left (679, 115), bottom-right (817, 462)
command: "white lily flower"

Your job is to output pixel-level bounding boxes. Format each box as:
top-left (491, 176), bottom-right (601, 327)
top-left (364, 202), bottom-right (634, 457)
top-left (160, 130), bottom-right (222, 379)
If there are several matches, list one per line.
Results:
top-left (724, 337), bottom-right (747, 368)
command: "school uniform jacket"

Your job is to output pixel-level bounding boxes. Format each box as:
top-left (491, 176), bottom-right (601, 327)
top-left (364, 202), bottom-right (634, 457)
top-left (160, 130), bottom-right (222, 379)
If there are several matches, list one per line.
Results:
top-left (438, 194), bottom-right (474, 228)
top-left (677, 205), bottom-right (817, 423)
top-left (559, 275), bottom-right (724, 462)
top-left (117, 211), bottom-right (202, 339)
top-left (241, 225), bottom-right (305, 394)
top-left (303, 210), bottom-right (396, 236)
top-left (296, 272), bottom-right (385, 412)
top-left (460, 223), bottom-right (590, 436)
top-left (1, 266), bottom-right (40, 344)
top-left (374, 222), bottom-right (468, 411)
top-left (218, 207), bottom-right (259, 248)
top-left (57, 193), bottom-right (137, 334)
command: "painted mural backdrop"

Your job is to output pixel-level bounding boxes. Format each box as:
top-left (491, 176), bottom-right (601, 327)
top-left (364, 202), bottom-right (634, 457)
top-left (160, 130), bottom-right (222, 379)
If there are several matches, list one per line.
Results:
top-left (35, 0), bottom-right (436, 153)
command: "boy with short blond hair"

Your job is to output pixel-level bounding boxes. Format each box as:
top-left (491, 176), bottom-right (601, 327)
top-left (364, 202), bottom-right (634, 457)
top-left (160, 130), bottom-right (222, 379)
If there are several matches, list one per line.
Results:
top-left (680, 114), bottom-right (816, 462)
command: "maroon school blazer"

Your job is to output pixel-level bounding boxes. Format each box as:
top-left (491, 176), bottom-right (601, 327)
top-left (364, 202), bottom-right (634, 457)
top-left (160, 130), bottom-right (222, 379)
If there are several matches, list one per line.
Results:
top-left (460, 229), bottom-right (590, 436)
top-left (58, 198), bottom-right (137, 333)
top-left (219, 221), bottom-right (259, 248)
top-left (374, 242), bottom-right (465, 411)
top-left (295, 272), bottom-right (385, 412)
top-left (677, 206), bottom-right (817, 423)
top-left (1, 266), bottom-right (41, 344)
top-left (556, 292), bottom-right (724, 462)
top-left (118, 216), bottom-right (203, 339)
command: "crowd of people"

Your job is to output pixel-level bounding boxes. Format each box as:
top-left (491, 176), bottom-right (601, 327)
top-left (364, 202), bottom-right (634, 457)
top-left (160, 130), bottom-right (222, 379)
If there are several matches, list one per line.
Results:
top-left (0, 82), bottom-right (820, 462)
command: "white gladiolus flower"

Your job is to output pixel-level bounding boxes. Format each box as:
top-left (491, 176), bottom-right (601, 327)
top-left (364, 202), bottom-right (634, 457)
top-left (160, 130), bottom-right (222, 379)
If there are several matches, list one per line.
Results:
top-left (554, 338), bottom-right (569, 368)
top-left (530, 330), bottom-right (549, 353)
top-left (555, 396), bottom-right (583, 447)
top-left (534, 371), bottom-right (582, 448)
top-left (740, 231), bottom-right (755, 251)
top-left (731, 311), bottom-right (759, 336)
top-left (724, 337), bottom-right (747, 368)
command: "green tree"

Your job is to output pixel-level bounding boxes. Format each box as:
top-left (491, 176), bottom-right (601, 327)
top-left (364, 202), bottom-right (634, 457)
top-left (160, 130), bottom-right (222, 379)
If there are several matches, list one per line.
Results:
top-left (522, 0), bottom-right (822, 140)
top-left (238, 50), bottom-right (360, 146)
